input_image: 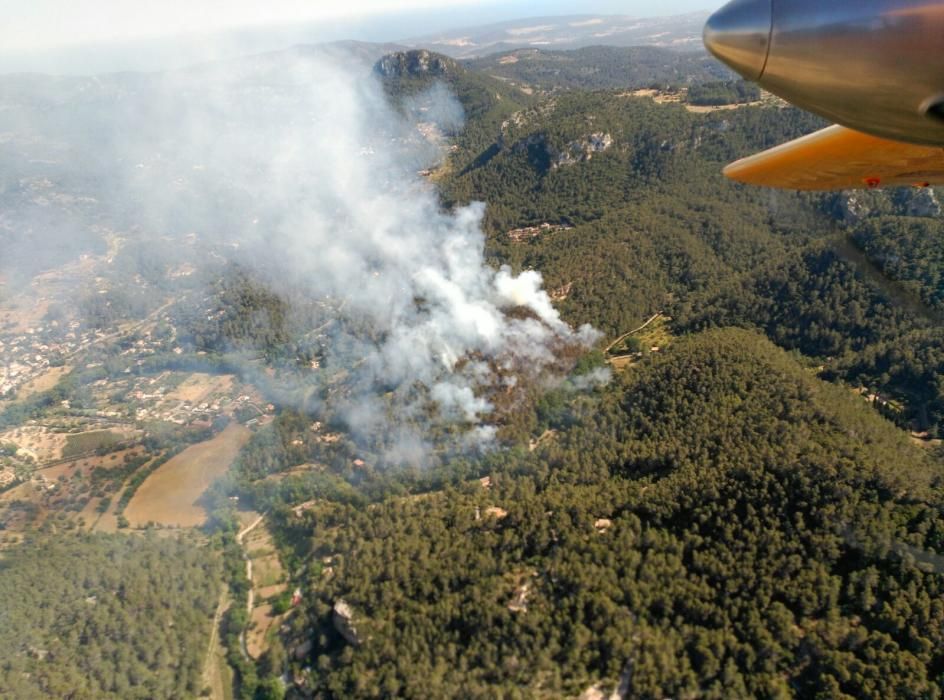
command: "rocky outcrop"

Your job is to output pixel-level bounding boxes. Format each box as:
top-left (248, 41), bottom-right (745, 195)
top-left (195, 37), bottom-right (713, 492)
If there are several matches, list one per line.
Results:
top-left (580, 660), bottom-right (634, 700)
top-left (835, 192), bottom-right (871, 224)
top-left (293, 638), bottom-right (313, 660)
top-left (332, 599), bottom-right (361, 646)
top-left (593, 518), bottom-right (613, 533)
top-left (833, 188), bottom-right (941, 225)
top-left (507, 581), bottom-right (532, 613)
top-left (555, 132), bottom-right (614, 167)
top-left (510, 131), bottom-right (614, 171)
top-left (374, 50), bottom-right (457, 80)
top-left (904, 188), bottom-right (941, 218)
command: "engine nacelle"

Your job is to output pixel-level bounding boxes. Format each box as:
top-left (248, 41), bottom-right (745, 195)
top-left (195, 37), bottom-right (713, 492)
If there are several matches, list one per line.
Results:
top-left (704, 0), bottom-right (944, 146)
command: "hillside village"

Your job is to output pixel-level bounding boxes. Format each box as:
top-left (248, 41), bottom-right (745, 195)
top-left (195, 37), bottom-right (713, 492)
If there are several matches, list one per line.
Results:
top-left (0, 323), bottom-right (83, 399)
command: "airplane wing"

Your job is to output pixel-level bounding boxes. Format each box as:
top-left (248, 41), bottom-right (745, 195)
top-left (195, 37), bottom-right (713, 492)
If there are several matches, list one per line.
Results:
top-left (723, 125), bottom-right (944, 191)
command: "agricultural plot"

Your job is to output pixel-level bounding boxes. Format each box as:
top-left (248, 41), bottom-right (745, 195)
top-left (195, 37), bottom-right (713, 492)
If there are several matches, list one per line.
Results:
top-left (606, 314), bottom-right (674, 370)
top-left (243, 522), bottom-right (289, 660)
top-left (165, 373), bottom-right (236, 405)
top-left (62, 429), bottom-right (127, 458)
top-left (0, 447), bottom-right (150, 534)
top-left (0, 425), bottom-right (68, 463)
top-left (124, 423), bottom-right (251, 528)
top-left (1, 425), bottom-right (138, 465)
top-left (13, 365), bottom-right (70, 400)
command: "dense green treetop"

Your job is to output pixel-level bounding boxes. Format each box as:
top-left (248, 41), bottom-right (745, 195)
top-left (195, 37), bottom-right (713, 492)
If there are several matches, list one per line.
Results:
top-left (0, 533), bottom-right (221, 700)
top-left (286, 330), bottom-right (943, 698)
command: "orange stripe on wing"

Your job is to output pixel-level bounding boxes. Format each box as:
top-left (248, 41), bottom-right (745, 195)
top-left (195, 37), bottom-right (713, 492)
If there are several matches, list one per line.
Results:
top-left (723, 125), bottom-right (944, 191)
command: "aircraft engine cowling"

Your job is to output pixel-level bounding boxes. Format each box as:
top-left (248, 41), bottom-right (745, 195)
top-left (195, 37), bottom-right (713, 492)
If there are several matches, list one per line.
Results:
top-left (704, 0), bottom-right (944, 147)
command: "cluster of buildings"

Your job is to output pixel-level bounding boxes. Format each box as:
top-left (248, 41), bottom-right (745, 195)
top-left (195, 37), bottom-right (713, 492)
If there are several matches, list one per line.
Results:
top-left (0, 317), bottom-right (172, 399)
top-left (0, 296), bottom-right (275, 431)
top-left (0, 322), bottom-right (85, 398)
top-left (83, 371), bottom-right (266, 427)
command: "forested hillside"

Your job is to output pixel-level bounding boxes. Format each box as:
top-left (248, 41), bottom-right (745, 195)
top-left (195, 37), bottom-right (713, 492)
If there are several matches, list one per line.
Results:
top-left (4, 42), bottom-right (944, 700)
top-left (220, 54), bottom-right (944, 699)
top-left (376, 49), bottom-right (530, 126)
top-left (0, 533), bottom-right (221, 699)
top-left (284, 330), bottom-right (944, 698)
top-left (432, 85), bottom-right (944, 437)
top-left (465, 46), bottom-right (731, 93)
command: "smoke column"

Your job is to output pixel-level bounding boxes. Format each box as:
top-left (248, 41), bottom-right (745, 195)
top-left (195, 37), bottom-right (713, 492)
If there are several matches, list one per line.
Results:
top-left (1, 48), bottom-right (602, 458)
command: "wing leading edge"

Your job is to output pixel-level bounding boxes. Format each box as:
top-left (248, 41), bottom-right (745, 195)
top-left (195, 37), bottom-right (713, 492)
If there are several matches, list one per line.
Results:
top-left (724, 125), bottom-right (944, 191)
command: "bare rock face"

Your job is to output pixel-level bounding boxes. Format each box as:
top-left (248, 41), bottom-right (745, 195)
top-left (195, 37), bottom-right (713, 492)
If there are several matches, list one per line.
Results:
top-left (835, 192), bottom-right (871, 224)
top-left (579, 661), bottom-right (634, 700)
top-left (374, 50), bottom-right (456, 80)
top-left (905, 188), bottom-right (941, 218)
top-left (556, 132), bottom-right (614, 167)
top-left (594, 518), bottom-right (613, 533)
top-left (510, 131), bottom-right (614, 171)
top-left (333, 599), bottom-right (361, 646)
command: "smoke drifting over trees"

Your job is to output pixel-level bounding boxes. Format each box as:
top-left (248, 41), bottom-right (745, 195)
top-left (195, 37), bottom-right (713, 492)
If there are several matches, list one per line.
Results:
top-left (0, 49), bottom-right (599, 458)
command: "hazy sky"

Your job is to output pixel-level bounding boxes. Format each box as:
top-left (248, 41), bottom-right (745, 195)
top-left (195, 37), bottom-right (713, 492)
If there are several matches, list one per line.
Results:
top-left (1, 0), bottom-right (710, 52)
top-left (1, 0), bottom-right (468, 52)
top-left (0, 0), bottom-right (712, 74)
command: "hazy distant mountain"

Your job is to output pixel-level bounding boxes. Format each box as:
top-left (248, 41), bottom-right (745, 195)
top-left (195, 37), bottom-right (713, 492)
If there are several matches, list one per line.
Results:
top-left (404, 12), bottom-right (710, 58)
top-left (466, 45), bottom-right (731, 92)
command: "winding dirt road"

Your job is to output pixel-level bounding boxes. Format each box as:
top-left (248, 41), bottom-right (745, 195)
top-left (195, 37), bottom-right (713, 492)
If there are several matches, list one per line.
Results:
top-left (236, 513), bottom-right (265, 659)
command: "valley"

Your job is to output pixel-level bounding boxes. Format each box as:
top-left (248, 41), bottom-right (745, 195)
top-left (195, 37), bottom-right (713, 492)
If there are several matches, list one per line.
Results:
top-left (0, 27), bottom-right (942, 700)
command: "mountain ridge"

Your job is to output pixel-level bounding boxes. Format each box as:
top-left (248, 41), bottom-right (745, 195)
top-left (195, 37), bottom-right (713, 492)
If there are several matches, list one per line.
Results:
top-left (403, 11), bottom-right (711, 58)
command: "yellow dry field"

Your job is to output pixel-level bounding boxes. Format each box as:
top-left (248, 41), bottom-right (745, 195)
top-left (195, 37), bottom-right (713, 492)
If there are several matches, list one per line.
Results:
top-left (245, 526), bottom-right (285, 588)
top-left (0, 479), bottom-right (51, 533)
top-left (15, 365), bottom-right (71, 400)
top-left (2, 426), bottom-right (137, 465)
top-left (606, 315), bottom-right (675, 371)
top-left (0, 296), bottom-right (51, 334)
top-left (86, 459), bottom-right (151, 533)
top-left (0, 479), bottom-right (33, 508)
top-left (46, 448), bottom-right (143, 479)
top-left (252, 554), bottom-right (284, 588)
top-left (203, 591), bottom-right (235, 700)
top-left (635, 316), bottom-right (673, 352)
top-left (237, 509), bottom-right (263, 529)
top-left (623, 88), bottom-right (683, 105)
top-left (257, 584), bottom-right (287, 600)
top-left (78, 496), bottom-right (109, 531)
top-left (62, 429), bottom-right (133, 459)
top-left (683, 101), bottom-right (764, 114)
top-left (247, 603), bottom-right (279, 659)
top-left (622, 87), bottom-right (774, 114)
top-left (79, 494), bottom-right (126, 533)
top-left (124, 423), bottom-right (251, 528)
top-left (608, 355), bottom-right (635, 371)
top-left (166, 373), bottom-right (235, 404)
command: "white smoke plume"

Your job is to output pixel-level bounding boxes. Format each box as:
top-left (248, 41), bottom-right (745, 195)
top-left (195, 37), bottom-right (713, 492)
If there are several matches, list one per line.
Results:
top-left (1, 48), bottom-right (601, 459)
